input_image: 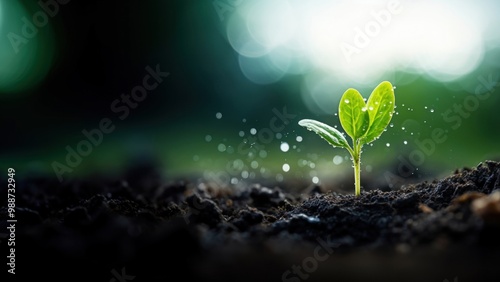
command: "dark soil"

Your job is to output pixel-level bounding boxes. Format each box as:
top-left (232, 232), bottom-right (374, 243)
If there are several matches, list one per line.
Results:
top-left (3, 161), bottom-right (500, 281)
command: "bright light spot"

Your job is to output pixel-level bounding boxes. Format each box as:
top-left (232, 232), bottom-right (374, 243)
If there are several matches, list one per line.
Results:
top-left (241, 171), bottom-right (249, 178)
top-left (231, 178), bottom-right (239, 184)
top-left (205, 135), bottom-right (212, 142)
top-left (404, 140), bottom-right (408, 145)
top-left (215, 112), bottom-right (222, 119)
top-left (282, 163), bottom-right (290, 172)
top-left (250, 128), bottom-right (257, 135)
top-left (312, 176), bottom-right (319, 184)
top-left (386, 143), bottom-right (390, 147)
top-left (239, 131), bottom-right (245, 137)
top-left (280, 142), bottom-right (290, 152)
top-left (225, 0), bottom-right (491, 100)
top-left (333, 155), bottom-right (343, 165)
top-left (296, 136), bottom-right (303, 142)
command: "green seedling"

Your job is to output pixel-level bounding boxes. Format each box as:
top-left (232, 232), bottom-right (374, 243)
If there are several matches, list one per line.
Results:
top-left (298, 81), bottom-right (395, 196)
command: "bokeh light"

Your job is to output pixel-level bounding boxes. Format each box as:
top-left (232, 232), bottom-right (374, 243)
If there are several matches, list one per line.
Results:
top-left (225, 0), bottom-right (495, 113)
top-left (0, 0), bottom-right (55, 94)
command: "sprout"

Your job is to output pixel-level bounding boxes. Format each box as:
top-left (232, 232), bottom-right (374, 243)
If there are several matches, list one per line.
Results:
top-left (298, 81), bottom-right (395, 196)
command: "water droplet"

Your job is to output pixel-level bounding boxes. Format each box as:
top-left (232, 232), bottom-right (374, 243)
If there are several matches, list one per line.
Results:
top-left (389, 123), bottom-right (394, 128)
top-left (282, 163), bottom-right (290, 172)
top-left (386, 143), bottom-right (390, 147)
top-left (239, 131), bottom-right (245, 137)
top-left (218, 144), bottom-right (226, 152)
top-left (250, 128), bottom-right (257, 135)
top-left (424, 106), bottom-right (428, 110)
top-left (393, 86), bottom-right (397, 90)
top-left (216, 112), bottom-right (222, 119)
top-left (369, 106), bottom-right (374, 110)
top-left (430, 109), bottom-right (434, 113)
top-left (251, 161), bottom-right (259, 169)
top-left (404, 141), bottom-right (408, 145)
top-left (276, 174), bottom-right (284, 182)
top-left (344, 99), bottom-right (350, 104)
top-left (333, 155), bottom-right (343, 165)
top-left (361, 107), bottom-right (367, 112)
top-left (402, 127), bottom-right (405, 130)
top-left (259, 150), bottom-right (267, 158)
top-left (280, 142), bottom-right (289, 152)
top-left (205, 135), bottom-right (212, 142)
top-left (296, 136), bottom-right (303, 142)
top-left (334, 113), bottom-right (338, 116)
top-left (312, 176), bottom-right (319, 184)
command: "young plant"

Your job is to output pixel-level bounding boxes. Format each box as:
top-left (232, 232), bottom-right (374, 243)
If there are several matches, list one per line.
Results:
top-left (298, 81), bottom-right (395, 196)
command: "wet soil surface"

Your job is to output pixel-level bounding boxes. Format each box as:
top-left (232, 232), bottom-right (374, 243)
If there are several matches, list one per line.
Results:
top-left (3, 161), bottom-right (500, 281)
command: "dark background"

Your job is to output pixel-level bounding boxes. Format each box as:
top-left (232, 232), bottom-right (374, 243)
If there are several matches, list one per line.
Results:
top-left (1, 0), bottom-right (499, 189)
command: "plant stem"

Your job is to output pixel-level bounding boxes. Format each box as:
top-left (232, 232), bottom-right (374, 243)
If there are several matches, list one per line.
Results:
top-left (353, 143), bottom-right (361, 197)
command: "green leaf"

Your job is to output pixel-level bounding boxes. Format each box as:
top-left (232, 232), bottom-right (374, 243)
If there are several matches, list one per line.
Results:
top-left (362, 81), bottom-right (395, 144)
top-left (339, 88), bottom-right (369, 141)
top-left (298, 119), bottom-right (350, 149)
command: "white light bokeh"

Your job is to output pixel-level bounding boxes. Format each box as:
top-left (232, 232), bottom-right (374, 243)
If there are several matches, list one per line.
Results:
top-left (225, 0), bottom-right (497, 112)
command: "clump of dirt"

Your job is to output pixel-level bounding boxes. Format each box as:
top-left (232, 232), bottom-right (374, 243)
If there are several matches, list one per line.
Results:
top-left (3, 161), bottom-right (500, 281)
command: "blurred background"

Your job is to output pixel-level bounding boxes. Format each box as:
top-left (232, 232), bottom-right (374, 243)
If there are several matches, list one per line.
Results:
top-left (1, 0), bottom-right (499, 191)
